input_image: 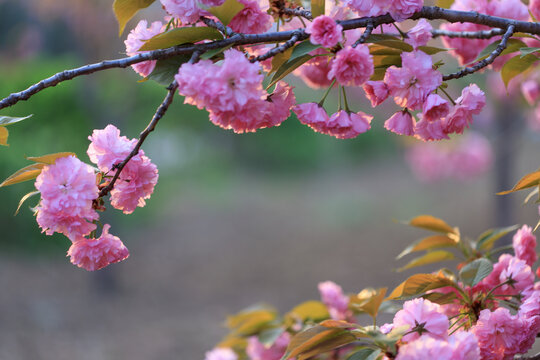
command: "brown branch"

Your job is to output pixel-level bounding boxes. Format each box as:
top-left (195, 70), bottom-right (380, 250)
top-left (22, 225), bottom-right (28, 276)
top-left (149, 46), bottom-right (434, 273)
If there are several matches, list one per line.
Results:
top-left (353, 21), bottom-right (374, 47)
top-left (200, 16), bottom-right (234, 37)
top-left (432, 28), bottom-right (504, 39)
top-left (3, 7), bottom-right (540, 110)
top-left (443, 24), bottom-right (515, 81)
top-left (280, 7), bottom-right (313, 21)
top-left (251, 31), bottom-right (302, 62)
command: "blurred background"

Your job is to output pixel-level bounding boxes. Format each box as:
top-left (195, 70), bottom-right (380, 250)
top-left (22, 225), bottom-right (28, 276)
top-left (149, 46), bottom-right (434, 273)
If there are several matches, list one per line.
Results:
top-left (0, 0), bottom-right (539, 359)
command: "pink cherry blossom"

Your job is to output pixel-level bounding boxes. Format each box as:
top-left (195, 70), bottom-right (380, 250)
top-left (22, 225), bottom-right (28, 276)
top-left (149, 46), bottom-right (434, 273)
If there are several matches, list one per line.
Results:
top-left (294, 102), bottom-right (330, 133)
top-left (422, 94), bottom-right (450, 122)
top-left (87, 124), bottom-right (136, 172)
top-left (517, 291), bottom-right (540, 354)
top-left (392, 298), bottom-right (449, 342)
top-left (385, 110), bottom-right (415, 136)
top-left (327, 45), bottom-right (374, 86)
top-left (160, 0), bottom-right (204, 24)
top-left (294, 49), bottom-right (334, 89)
top-left (68, 224), bottom-right (129, 271)
top-left (246, 332), bottom-right (290, 360)
top-left (344, 0), bottom-right (391, 17)
top-left (441, 22), bottom-right (490, 65)
top-left (306, 15), bottom-right (343, 48)
top-left (532, 0), bottom-right (540, 22)
top-left (318, 281), bottom-right (350, 321)
top-left (363, 81), bottom-right (389, 107)
top-left (110, 151), bottom-right (159, 214)
top-left (444, 84), bottom-right (486, 134)
top-left (472, 308), bottom-right (527, 360)
top-left (266, 82), bottom-right (296, 124)
top-left (229, 0), bottom-right (272, 34)
top-left (513, 225), bottom-right (537, 266)
top-left (124, 20), bottom-right (163, 77)
top-left (389, 0), bottom-right (424, 22)
top-left (384, 51), bottom-right (442, 110)
top-left (406, 19), bottom-right (433, 49)
top-left (396, 332), bottom-right (479, 360)
top-left (327, 110), bottom-right (372, 139)
top-left (35, 156), bottom-right (99, 239)
top-left (521, 80), bottom-right (540, 105)
top-left (415, 119), bottom-right (449, 141)
top-left (205, 348), bottom-right (238, 360)
top-left (499, 256), bottom-right (535, 293)
top-left (488, 0), bottom-right (528, 21)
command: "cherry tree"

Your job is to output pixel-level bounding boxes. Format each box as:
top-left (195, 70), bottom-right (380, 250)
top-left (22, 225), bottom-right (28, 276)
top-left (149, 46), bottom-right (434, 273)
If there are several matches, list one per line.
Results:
top-left (1, 0), bottom-right (540, 358)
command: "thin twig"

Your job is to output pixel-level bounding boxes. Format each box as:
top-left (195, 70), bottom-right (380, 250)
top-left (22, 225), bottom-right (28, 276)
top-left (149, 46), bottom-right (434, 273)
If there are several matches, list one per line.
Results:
top-left (251, 32), bottom-right (301, 62)
top-left (3, 7), bottom-right (540, 109)
top-left (519, 353), bottom-right (540, 360)
top-left (353, 21), bottom-right (374, 47)
top-left (281, 7), bottom-right (313, 21)
top-left (200, 16), bottom-right (235, 37)
top-left (432, 28), bottom-right (504, 39)
top-left (443, 24), bottom-right (515, 81)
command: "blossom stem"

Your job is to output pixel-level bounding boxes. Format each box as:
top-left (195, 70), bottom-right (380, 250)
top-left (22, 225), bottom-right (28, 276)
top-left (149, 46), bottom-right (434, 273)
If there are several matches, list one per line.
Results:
top-left (439, 87), bottom-right (456, 106)
top-left (341, 86), bottom-right (351, 112)
top-left (318, 78), bottom-right (337, 107)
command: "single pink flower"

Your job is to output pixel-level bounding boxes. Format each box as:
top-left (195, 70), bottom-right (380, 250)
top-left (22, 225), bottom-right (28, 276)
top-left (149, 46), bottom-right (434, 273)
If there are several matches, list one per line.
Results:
top-left (499, 256), bottom-right (535, 294)
top-left (385, 110), bottom-right (415, 136)
top-left (344, 0), bottom-right (392, 17)
top-left (205, 348), bottom-right (238, 360)
top-left (266, 82), bottom-right (296, 124)
top-left (521, 80), bottom-right (540, 106)
top-left (406, 19), bottom-right (433, 49)
top-left (68, 224), bottom-right (129, 271)
top-left (472, 308), bottom-right (527, 360)
top-left (246, 332), bottom-right (290, 360)
top-left (363, 81), bottom-right (389, 107)
top-left (327, 110), bottom-right (372, 139)
top-left (294, 102), bottom-right (330, 133)
top-left (318, 281), bottom-right (350, 321)
top-left (124, 20), bottom-right (163, 77)
top-left (444, 84), bottom-right (486, 134)
top-left (384, 51), bottom-right (442, 110)
top-left (396, 332), bottom-right (479, 360)
top-left (328, 45), bottom-right (374, 86)
top-left (393, 298), bottom-right (449, 342)
top-left (415, 119), bottom-right (448, 141)
top-left (306, 15), bottom-right (343, 48)
top-left (35, 156), bottom-right (99, 239)
top-left (229, 0), bottom-right (272, 34)
top-left (389, 0), bottom-right (423, 22)
top-left (513, 225), bottom-right (537, 266)
top-left (532, 0), bottom-right (540, 22)
top-left (517, 291), bottom-right (540, 354)
top-left (160, 0), bottom-right (204, 24)
top-left (88, 124), bottom-right (136, 172)
top-left (422, 94), bottom-right (450, 122)
top-left (294, 49), bottom-right (334, 88)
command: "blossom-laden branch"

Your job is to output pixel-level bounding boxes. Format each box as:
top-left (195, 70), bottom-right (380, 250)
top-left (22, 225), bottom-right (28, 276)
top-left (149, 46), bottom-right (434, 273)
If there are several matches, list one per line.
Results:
top-left (443, 24), bottom-right (516, 81)
top-left (2, 6), bottom-right (540, 111)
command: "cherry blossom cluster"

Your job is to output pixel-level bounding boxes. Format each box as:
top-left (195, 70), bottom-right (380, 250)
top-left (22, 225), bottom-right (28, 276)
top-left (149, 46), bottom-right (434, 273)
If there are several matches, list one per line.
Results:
top-left (204, 224), bottom-right (540, 360)
top-left (122, 0), bottom-right (495, 141)
top-left (34, 125), bottom-right (158, 271)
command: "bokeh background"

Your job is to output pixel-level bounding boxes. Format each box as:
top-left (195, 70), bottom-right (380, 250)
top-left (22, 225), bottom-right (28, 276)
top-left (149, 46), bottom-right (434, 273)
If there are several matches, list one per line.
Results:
top-left (0, 0), bottom-right (539, 359)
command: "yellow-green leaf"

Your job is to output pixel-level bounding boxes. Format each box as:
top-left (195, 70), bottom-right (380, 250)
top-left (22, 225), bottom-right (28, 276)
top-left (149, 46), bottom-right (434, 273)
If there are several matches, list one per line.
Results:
top-left (113, 0), bottom-right (155, 36)
top-left (397, 235), bottom-right (458, 259)
top-left (475, 39), bottom-right (527, 62)
top-left (476, 225), bottom-right (519, 251)
top-left (398, 250), bottom-right (455, 272)
top-left (270, 47), bottom-right (295, 74)
top-left (370, 67), bottom-right (387, 81)
top-left (268, 54), bottom-right (313, 89)
top-left (407, 215), bottom-right (457, 234)
top-left (353, 288), bottom-right (387, 319)
top-left (369, 40), bottom-right (413, 52)
top-left (436, 0), bottom-right (454, 8)
top-left (0, 126), bottom-right (8, 146)
top-left (26, 152), bottom-right (76, 165)
top-left (0, 115), bottom-right (32, 126)
top-left (286, 301), bottom-right (330, 323)
top-left (501, 53), bottom-right (538, 88)
top-left (207, 0), bottom-right (245, 26)
top-left (311, 0), bottom-right (325, 17)
top-left (373, 55), bottom-right (402, 68)
top-left (226, 308), bottom-right (277, 336)
top-left (139, 27), bottom-right (223, 51)
top-left (387, 274), bottom-right (456, 300)
top-left (281, 325), bottom-right (355, 360)
top-left (15, 190), bottom-right (40, 215)
top-left (458, 258), bottom-right (493, 287)
top-left (498, 170), bottom-right (540, 194)
top-left (0, 163), bottom-right (46, 187)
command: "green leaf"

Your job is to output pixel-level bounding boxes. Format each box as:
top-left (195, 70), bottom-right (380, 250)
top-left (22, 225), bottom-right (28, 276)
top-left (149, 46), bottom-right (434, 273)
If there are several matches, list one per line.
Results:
top-left (139, 27), bottom-right (223, 51)
top-left (498, 170), bottom-right (540, 195)
top-left (0, 163), bottom-right (46, 187)
top-left (0, 115), bottom-right (32, 126)
top-left (501, 54), bottom-right (538, 88)
top-left (270, 47), bottom-right (295, 74)
top-left (370, 44), bottom-right (404, 56)
top-left (398, 250), bottom-right (455, 272)
top-left (281, 325), bottom-right (355, 360)
top-left (258, 327), bottom-right (285, 347)
top-left (268, 54), bottom-right (313, 89)
top-left (365, 34), bottom-right (400, 43)
top-left (207, 0), bottom-right (245, 26)
top-left (417, 46), bottom-right (448, 55)
top-left (290, 41), bottom-right (322, 60)
top-left (368, 40), bottom-right (413, 52)
top-left (347, 348), bottom-right (381, 360)
top-left (15, 190), bottom-right (40, 216)
top-left (226, 308), bottom-right (277, 336)
top-left (422, 291), bottom-right (458, 305)
top-left (475, 39), bottom-right (527, 62)
top-left (200, 44), bottom-right (234, 60)
top-left (26, 152), bottom-right (76, 165)
top-left (459, 258), bottom-right (493, 287)
top-left (352, 288), bottom-right (387, 320)
top-left (397, 235), bottom-right (458, 259)
top-left (0, 126), bottom-right (8, 146)
top-left (147, 55), bottom-right (191, 85)
top-left (113, 0), bottom-right (155, 36)
top-left (436, 0), bottom-right (454, 8)
top-left (370, 68), bottom-right (387, 81)
top-left (387, 273), bottom-right (456, 300)
top-left (286, 301), bottom-right (330, 323)
top-left (373, 55), bottom-right (402, 68)
top-left (520, 47), bottom-right (540, 58)
top-left (311, 0), bottom-right (325, 17)
top-left (476, 225), bottom-right (520, 251)
top-left (406, 215), bottom-right (457, 234)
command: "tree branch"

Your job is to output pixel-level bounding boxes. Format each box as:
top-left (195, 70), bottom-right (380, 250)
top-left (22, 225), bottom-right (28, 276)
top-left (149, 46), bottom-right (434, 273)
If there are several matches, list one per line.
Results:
top-left (353, 21), bottom-right (374, 47)
top-left (200, 16), bottom-right (235, 37)
top-left (432, 28), bottom-right (504, 39)
top-left (251, 31), bottom-right (302, 62)
top-left (3, 6), bottom-right (540, 110)
top-left (280, 7), bottom-right (313, 21)
top-left (443, 24), bottom-right (515, 81)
